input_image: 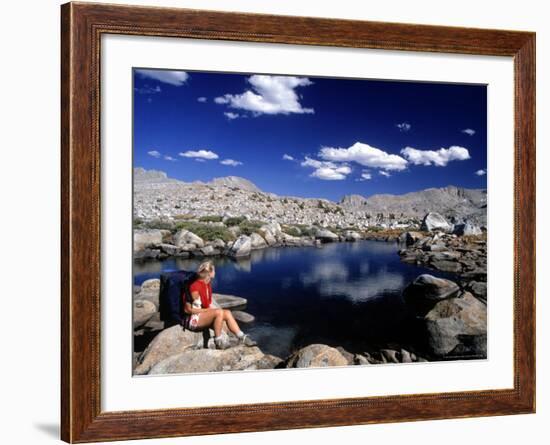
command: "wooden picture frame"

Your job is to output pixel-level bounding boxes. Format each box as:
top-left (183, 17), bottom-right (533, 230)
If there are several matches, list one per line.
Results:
top-left (61, 2), bottom-right (536, 442)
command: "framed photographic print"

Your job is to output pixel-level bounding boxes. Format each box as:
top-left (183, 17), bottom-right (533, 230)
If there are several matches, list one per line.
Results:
top-left (61, 2), bottom-right (536, 442)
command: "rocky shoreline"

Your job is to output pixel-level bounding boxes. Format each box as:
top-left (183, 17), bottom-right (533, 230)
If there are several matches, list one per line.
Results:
top-left (134, 211), bottom-right (484, 260)
top-left (133, 219), bottom-right (356, 261)
top-left (397, 231), bottom-right (487, 302)
top-left (133, 211), bottom-right (487, 302)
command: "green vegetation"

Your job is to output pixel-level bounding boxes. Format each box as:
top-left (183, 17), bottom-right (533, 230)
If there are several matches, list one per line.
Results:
top-left (325, 226), bottom-right (344, 235)
top-left (238, 220), bottom-right (264, 235)
top-left (174, 221), bottom-right (235, 242)
top-left (225, 216), bottom-right (247, 226)
top-left (139, 219), bottom-right (174, 230)
top-left (173, 213), bottom-right (195, 220)
top-left (295, 224), bottom-right (317, 237)
top-left (367, 226), bottom-right (383, 232)
top-left (198, 215), bottom-right (223, 223)
top-left (282, 226), bottom-right (301, 237)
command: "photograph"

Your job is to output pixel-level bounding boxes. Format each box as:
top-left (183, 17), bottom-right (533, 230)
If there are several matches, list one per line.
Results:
top-left (131, 68), bottom-right (488, 376)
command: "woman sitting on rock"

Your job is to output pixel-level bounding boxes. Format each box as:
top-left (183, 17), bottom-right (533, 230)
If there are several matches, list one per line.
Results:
top-left (184, 260), bottom-right (257, 350)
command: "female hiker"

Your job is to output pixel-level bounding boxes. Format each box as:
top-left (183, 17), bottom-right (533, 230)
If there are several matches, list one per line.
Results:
top-left (183, 260), bottom-right (257, 350)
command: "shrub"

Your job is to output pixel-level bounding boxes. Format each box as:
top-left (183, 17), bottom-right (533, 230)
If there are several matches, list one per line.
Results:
top-left (225, 216), bottom-right (246, 226)
top-left (173, 213), bottom-right (194, 220)
top-left (238, 220), bottom-right (264, 235)
top-left (174, 222), bottom-right (235, 242)
top-left (199, 215), bottom-right (223, 223)
top-left (141, 219), bottom-right (174, 230)
top-left (282, 226), bottom-right (301, 237)
top-left (295, 224), bottom-right (317, 237)
top-left (326, 226), bottom-right (343, 235)
top-left (367, 226), bottom-right (383, 232)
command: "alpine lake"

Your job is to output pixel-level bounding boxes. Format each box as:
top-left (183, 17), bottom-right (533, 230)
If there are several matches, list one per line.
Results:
top-left (134, 240), bottom-right (456, 359)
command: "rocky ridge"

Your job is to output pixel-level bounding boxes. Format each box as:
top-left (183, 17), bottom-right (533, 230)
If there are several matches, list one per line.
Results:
top-left (134, 168), bottom-right (487, 228)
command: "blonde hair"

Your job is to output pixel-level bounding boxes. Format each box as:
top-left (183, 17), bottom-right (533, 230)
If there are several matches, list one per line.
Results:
top-left (197, 260), bottom-right (215, 279)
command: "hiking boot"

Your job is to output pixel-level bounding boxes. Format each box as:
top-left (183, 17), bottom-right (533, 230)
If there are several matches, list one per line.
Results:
top-left (239, 334), bottom-right (257, 347)
top-left (214, 336), bottom-right (231, 350)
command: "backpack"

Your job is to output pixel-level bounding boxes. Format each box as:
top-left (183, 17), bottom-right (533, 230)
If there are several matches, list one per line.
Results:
top-left (158, 270), bottom-right (198, 329)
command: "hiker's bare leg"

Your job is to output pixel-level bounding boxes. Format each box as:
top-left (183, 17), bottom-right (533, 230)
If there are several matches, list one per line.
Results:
top-left (196, 308), bottom-right (224, 337)
top-left (222, 309), bottom-right (241, 335)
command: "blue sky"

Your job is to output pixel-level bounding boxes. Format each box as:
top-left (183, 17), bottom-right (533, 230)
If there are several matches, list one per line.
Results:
top-left (133, 68), bottom-right (487, 201)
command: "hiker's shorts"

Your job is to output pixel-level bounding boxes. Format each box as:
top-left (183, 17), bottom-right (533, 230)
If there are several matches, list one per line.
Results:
top-left (186, 313), bottom-right (200, 331)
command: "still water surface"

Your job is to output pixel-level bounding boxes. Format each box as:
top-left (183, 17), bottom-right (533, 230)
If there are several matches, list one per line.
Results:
top-left (134, 240), bottom-right (453, 358)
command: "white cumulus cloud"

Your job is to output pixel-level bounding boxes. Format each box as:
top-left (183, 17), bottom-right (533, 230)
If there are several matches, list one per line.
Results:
top-left (396, 122), bottom-right (411, 132)
top-left (319, 142), bottom-right (408, 171)
top-left (220, 159), bottom-right (243, 166)
top-left (136, 69), bottom-right (189, 86)
top-left (475, 169), bottom-right (486, 176)
top-left (400, 146), bottom-right (470, 167)
top-left (282, 154), bottom-right (295, 161)
top-left (197, 97), bottom-right (207, 103)
top-left (379, 171), bottom-right (391, 178)
top-left (462, 128), bottom-right (476, 136)
top-left (300, 156), bottom-right (352, 181)
top-left (310, 165), bottom-right (352, 181)
top-left (360, 171), bottom-right (372, 181)
top-left (147, 150), bottom-right (177, 161)
top-left (179, 150), bottom-right (219, 160)
top-left (301, 156), bottom-right (336, 169)
top-left (224, 112), bottom-right (240, 120)
top-left (214, 75), bottom-right (314, 116)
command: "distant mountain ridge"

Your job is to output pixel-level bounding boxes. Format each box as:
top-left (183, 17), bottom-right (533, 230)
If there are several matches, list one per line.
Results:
top-left (209, 176), bottom-right (261, 193)
top-left (134, 168), bottom-right (260, 192)
top-left (133, 168), bottom-right (487, 225)
top-left (134, 167), bottom-right (177, 183)
top-left (340, 185), bottom-right (487, 222)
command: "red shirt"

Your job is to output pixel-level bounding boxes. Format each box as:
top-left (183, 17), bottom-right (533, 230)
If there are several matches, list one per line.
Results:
top-left (188, 279), bottom-right (212, 309)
